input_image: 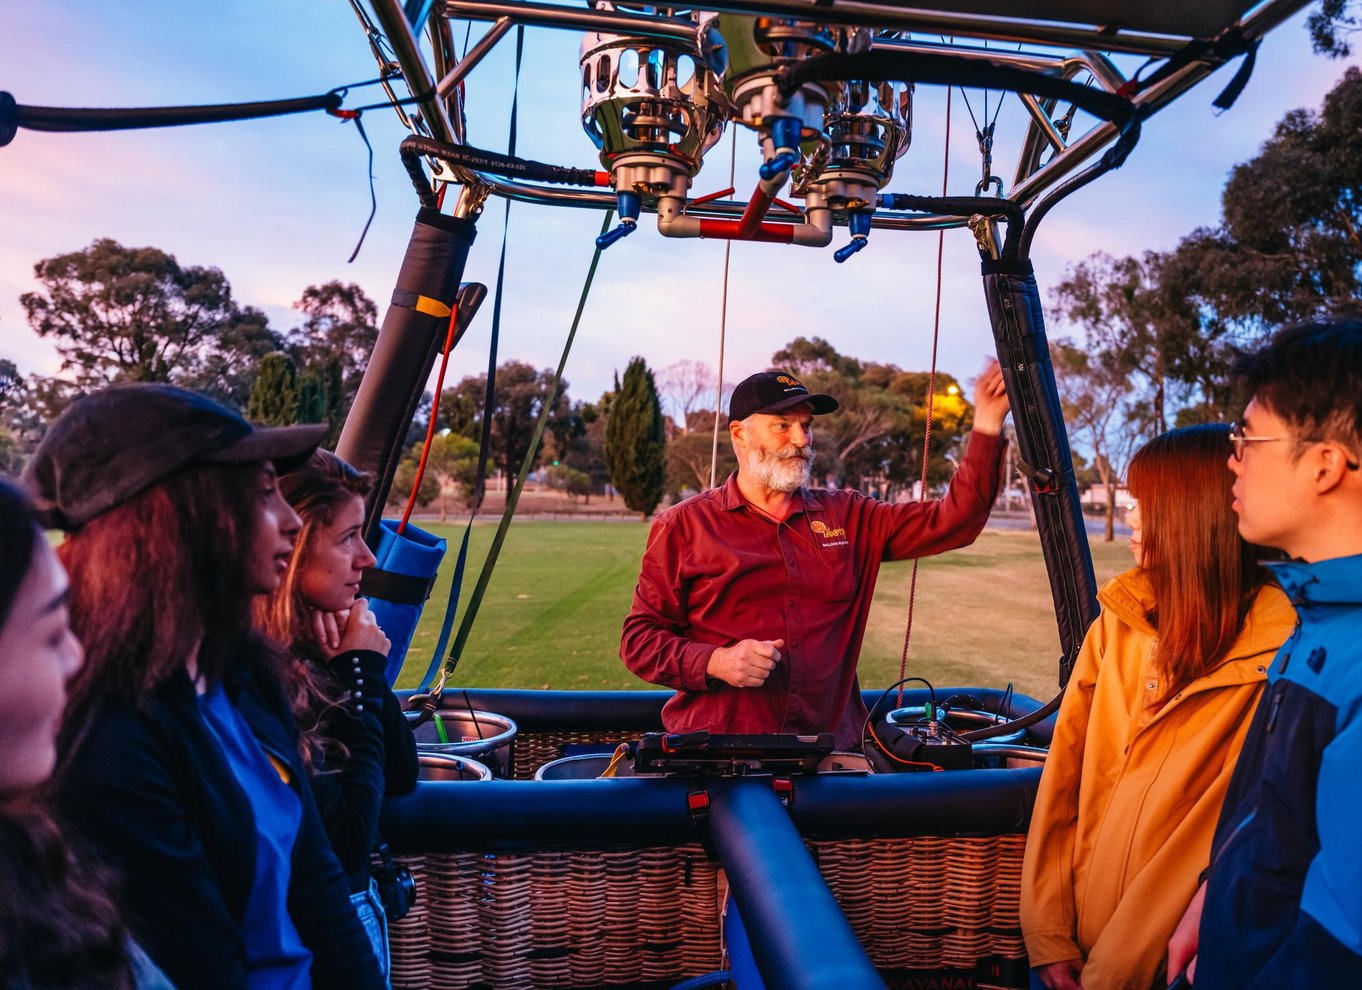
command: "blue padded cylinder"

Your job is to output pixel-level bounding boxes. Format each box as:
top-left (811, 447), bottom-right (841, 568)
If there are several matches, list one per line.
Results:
top-left (362, 518), bottom-right (447, 685)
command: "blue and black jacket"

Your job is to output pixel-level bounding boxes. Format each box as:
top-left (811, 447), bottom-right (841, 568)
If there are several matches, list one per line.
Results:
top-left (1197, 555), bottom-right (1362, 988)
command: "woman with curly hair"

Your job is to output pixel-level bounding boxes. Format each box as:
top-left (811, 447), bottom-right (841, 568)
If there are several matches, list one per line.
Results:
top-left (257, 449), bottom-right (418, 980)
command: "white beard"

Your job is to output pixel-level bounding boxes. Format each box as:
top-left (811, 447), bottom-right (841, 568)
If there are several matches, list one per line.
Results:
top-left (744, 444), bottom-right (814, 492)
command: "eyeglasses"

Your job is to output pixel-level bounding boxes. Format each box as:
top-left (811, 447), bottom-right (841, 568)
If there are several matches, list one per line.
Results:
top-left (1228, 421), bottom-right (1360, 470)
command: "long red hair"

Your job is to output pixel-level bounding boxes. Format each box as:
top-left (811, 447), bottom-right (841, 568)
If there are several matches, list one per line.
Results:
top-left (57, 462), bottom-right (281, 744)
top-left (1127, 423), bottom-right (1278, 695)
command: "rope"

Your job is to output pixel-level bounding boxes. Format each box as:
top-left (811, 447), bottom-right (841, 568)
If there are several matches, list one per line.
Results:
top-left (708, 130), bottom-right (738, 490)
top-left (343, 113), bottom-right (378, 263)
top-left (397, 305), bottom-right (460, 533)
top-left (897, 83), bottom-right (951, 710)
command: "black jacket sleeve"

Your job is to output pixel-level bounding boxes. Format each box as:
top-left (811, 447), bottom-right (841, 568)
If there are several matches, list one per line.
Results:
top-left (311, 699), bottom-right (386, 874)
top-left (57, 706), bottom-right (251, 990)
top-left (311, 650), bottom-right (415, 875)
top-left (380, 685), bottom-right (419, 797)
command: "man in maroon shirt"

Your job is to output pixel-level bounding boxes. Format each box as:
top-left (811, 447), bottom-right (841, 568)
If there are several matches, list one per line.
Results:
top-left (620, 362), bottom-right (1010, 750)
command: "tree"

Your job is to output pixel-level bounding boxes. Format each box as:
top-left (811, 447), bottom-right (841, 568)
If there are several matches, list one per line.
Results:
top-left (19, 239), bottom-right (265, 401)
top-left (1053, 341), bottom-right (1147, 541)
top-left (246, 353), bottom-right (300, 426)
top-left (1309, 0), bottom-right (1362, 57)
top-left (658, 359), bottom-right (717, 433)
top-left (0, 426), bottom-right (22, 476)
top-left (387, 453), bottom-right (439, 511)
top-left (606, 357), bottom-right (666, 518)
top-left (768, 337), bottom-right (971, 495)
top-left (0, 361), bottom-right (26, 474)
top-left (545, 465), bottom-right (593, 502)
top-left (771, 337), bottom-right (891, 487)
top-left (297, 356), bottom-right (345, 447)
top-left (439, 361), bottom-right (569, 487)
top-left (1053, 253), bottom-right (1181, 433)
top-left (666, 427), bottom-right (737, 497)
top-left (424, 432), bottom-right (479, 521)
top-left (288, 281), bottom-right (378, 410)
top-left (1052, 70), bottom-right (1362, 428)
top-left (1166, 69), bottom-right (1362, 341)
top-left (567, 399), bottom-right (613, 498)
top-left (0, 360), bottom-right (24, 408)
top-left (185, 306), bottom-right (284, 410)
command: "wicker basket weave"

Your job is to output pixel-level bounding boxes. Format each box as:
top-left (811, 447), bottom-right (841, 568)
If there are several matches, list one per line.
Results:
top-left (387, 833), bottom-right (1025, 989)
top-left (512, 730), bottom-right (625, 779)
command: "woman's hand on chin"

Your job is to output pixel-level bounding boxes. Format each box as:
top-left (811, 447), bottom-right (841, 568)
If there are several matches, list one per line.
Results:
top-left (308, 609), bottom-right (348, 652)
top-left (336, 599), bottom-right (390, 658)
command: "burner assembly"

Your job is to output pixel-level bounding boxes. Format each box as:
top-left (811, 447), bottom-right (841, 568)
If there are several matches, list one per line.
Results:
top-left (579, 9), bottom-right (914, 257)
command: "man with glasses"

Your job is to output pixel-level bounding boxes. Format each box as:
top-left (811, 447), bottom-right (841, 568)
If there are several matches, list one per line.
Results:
top-left (1167, 318), bottom-right (1362, 987)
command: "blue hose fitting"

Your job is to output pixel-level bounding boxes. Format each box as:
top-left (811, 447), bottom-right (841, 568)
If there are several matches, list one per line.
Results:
top-left (834, 209), bottom-right (873, 264)
top-left (759, 150), bottom-right (800, 181)
top-left (833, 239), bottom-right (867, 263)
top-left (596, 190), bottom-right (642, 250)
top-left (758, 117), bottom-right (802, 181)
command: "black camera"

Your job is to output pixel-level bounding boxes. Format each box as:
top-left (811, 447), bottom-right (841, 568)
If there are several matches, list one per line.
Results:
top-left (374, 843), bottom-right (417, 921)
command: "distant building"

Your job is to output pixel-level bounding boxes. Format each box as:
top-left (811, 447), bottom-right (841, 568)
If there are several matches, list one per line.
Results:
top-left (1083, 482), bottom-right (1130, 509)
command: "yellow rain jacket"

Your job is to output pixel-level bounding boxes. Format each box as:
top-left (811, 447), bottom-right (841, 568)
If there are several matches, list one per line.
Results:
top-left (1020, 567), bottom-right (1295, 990)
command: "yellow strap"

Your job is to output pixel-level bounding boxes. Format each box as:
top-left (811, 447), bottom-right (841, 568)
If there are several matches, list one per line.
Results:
top-left (414, 295), bottom-right (452, 318)
top-left (266, 752), bottom-right (293, 785)
top-left (599, 743), bottom-right (631, 778)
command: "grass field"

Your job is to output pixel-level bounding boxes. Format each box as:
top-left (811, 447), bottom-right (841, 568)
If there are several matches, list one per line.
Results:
top-left (394, 520), bottom-right (1133, 702)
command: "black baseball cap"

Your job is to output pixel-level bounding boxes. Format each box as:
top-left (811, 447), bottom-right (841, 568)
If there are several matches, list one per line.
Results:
top-left (728, 370), bottom-right (838, 423)
top-left (24, 383), bottom-right (328, 531)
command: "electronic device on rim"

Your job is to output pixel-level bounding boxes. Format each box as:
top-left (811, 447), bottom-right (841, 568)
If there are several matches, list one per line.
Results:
top-left (373, 839), bottom-right (417, 920)
top-left (633, 730), bottom-right (835, 776)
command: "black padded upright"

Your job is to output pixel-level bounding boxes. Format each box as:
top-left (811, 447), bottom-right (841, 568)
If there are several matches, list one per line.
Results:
top-left (337, 208), bottom-right (477, 535)
top-left (982, 259), bottom-right (1100, 685)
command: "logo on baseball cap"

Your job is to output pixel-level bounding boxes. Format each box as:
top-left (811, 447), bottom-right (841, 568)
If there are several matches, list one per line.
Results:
top-left (728, 370), bottom-right (839, 423)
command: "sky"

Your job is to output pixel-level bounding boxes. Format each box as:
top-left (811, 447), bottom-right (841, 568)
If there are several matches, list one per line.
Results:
top-left (2, 3), bottom-right (1359, 412)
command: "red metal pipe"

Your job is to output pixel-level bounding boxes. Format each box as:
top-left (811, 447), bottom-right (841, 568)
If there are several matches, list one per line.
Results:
top-left (698, 217), bottom-right (796, 243)
top-left (736, 182), bottom-right (776, 239)
top-left (689, 186), bottom-right (737, 207)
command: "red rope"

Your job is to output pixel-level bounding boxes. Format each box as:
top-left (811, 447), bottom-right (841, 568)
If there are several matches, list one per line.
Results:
top-left (897, 84), bottom-right (952, 709)
top-left (397, 304), bottom-right (460, 534)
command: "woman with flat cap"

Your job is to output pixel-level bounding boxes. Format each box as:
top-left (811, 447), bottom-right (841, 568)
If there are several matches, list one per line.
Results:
top-left (24, 384), bottom-right (384, 990)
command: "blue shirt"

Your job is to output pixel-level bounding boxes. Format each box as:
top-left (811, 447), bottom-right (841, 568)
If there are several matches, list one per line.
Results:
top-left (198, 683), bottom-right (313, 990)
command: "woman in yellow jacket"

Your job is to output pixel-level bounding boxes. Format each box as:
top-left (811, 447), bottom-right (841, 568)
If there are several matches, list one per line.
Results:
top-left (1021, 424), bottom-right (1295, 990)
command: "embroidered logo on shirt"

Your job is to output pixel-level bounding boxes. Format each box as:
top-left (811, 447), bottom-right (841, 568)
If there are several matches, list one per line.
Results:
top-left (811, 520), bottom-right (849, 547)
top-left (1307, 646), bottom-right (1327, 673)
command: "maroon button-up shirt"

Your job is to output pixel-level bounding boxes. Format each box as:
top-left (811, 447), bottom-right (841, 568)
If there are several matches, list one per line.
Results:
top-left (620, 431), bottom-right (1006, 749)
